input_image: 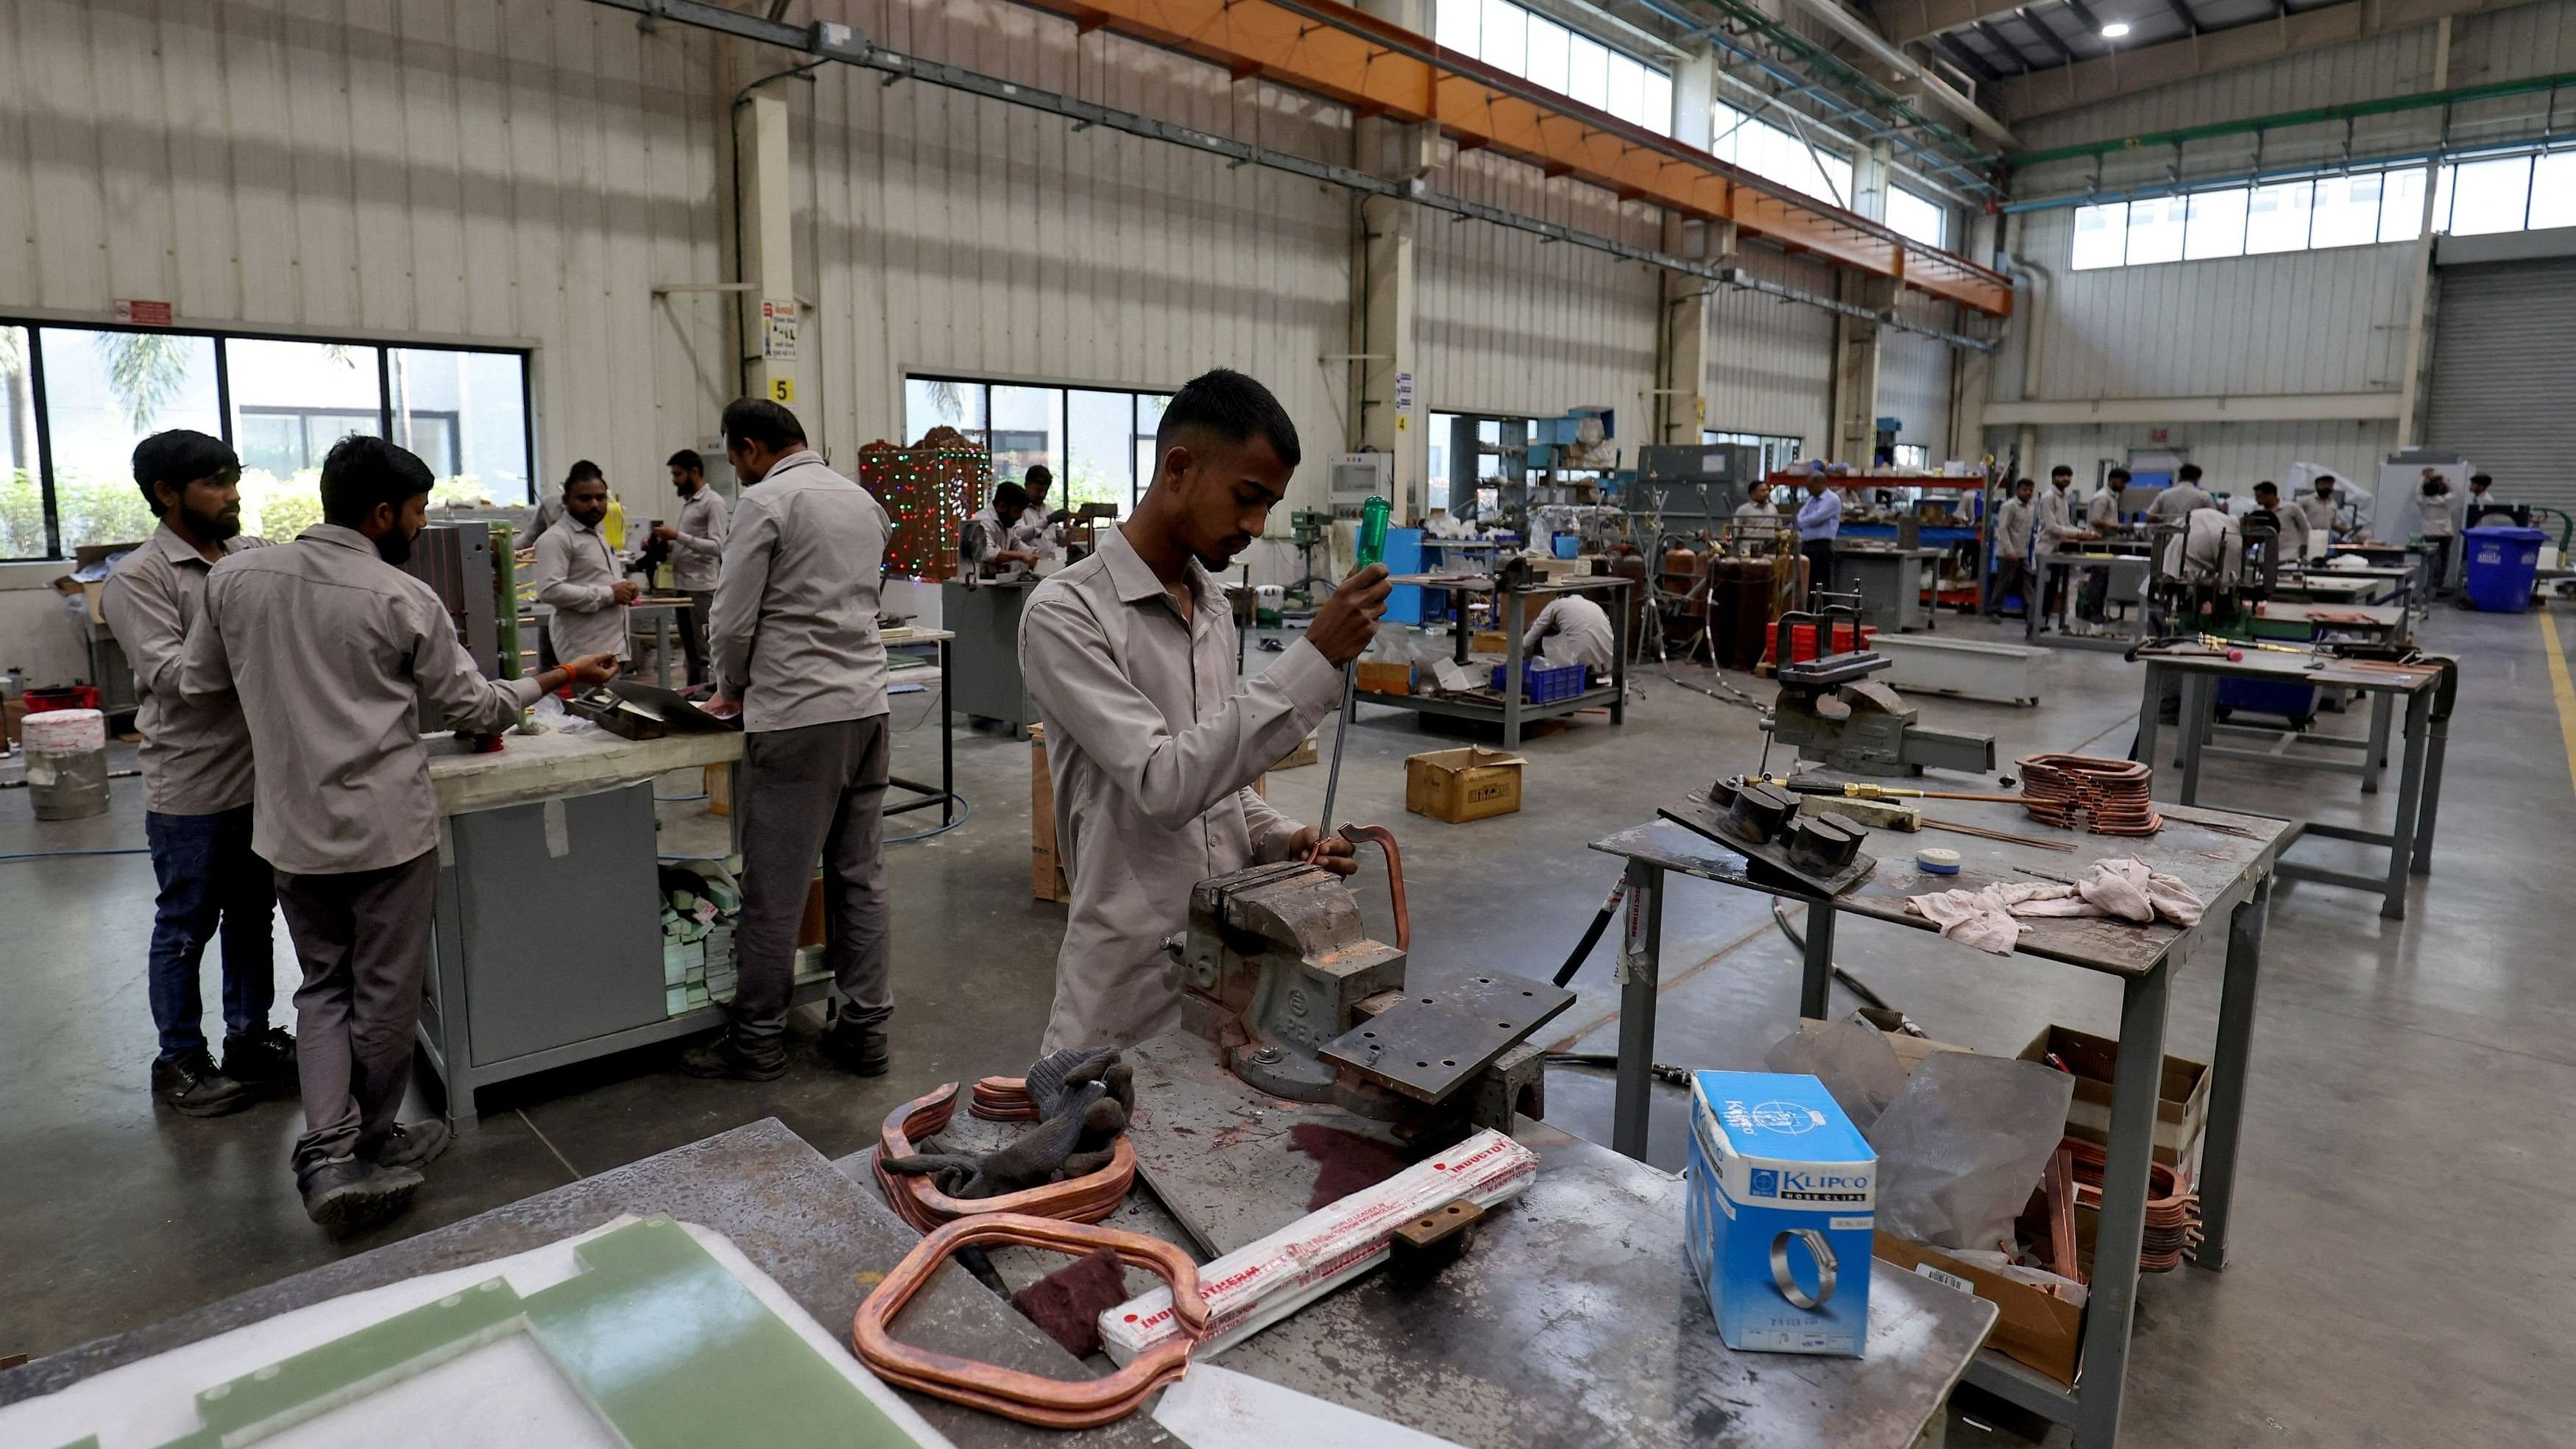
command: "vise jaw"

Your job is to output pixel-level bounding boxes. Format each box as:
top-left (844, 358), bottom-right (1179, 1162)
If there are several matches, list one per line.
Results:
top-left (1178, 861), bottom-right (1406, 1105)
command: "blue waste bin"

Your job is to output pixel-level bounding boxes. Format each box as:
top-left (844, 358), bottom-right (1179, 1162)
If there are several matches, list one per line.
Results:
top-left (2461, 525), bottom-right (2545, 613)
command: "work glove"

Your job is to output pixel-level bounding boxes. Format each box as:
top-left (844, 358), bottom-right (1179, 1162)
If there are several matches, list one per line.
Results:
top-left (882, 1048), bottom-right (1135, 1198)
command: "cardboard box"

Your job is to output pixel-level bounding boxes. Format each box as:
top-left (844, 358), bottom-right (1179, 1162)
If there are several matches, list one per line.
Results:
top-left (1471, 628), bottom-right (1510, 654)
top-left (1685, 1071), bottom-right (1877, 1356)
top-left (1873, 1234), bottom-right (2084, 1387)
top-left (49, 542), bottom-right (144, 624)
top-left (1273, 734), bottom-right (1319, 770)
top-left (2019, 1024), bottom-right (2210, 1177)
top-left (1355, 659), bottom-right (1415, 695)
top-left (1030, 724), bottom-right (1070, 903)
top-left (1796, 1016), bottom-right (1973, 1075)
top-left (703, 762), bottom-right (732, 818)
top-left (2, 698), bottom-right (23, 747)
top-left (1404, 746), bottom-right (1524, 823)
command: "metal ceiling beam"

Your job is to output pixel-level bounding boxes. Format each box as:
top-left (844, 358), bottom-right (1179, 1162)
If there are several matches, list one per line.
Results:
top-left (1935, 30), bottom-right (2006, 82)
top-left (2059, 0), bottom-right (2108, 35)
top-left (1972, 17), bottom-right (2038, 71)
top-left (1992, 0), bottom-right (2532, 120)
top-left (2161, 0), bottom-right (2207, 36)
top-left (1758, 0), bottom-right (2021, 142)
top-left (2017, 7), bottom-right (2083, 63)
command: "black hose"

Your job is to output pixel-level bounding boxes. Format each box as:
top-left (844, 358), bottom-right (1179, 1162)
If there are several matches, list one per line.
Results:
top-left (1769, 899), bottom-right (1893, 1012)
top-left (1552, 876), bottom-right (1627, 987)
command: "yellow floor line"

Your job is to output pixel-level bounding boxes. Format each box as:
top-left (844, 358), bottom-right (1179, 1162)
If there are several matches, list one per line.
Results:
top-left (2541, 607), bottom-right (2576, 801)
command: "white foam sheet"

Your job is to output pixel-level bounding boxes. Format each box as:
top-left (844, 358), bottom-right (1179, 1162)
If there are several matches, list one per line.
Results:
top-left (1154, 1364), bottom-right (1468, 1449)
top-left (0, 1216), bottom-right (956, 1449)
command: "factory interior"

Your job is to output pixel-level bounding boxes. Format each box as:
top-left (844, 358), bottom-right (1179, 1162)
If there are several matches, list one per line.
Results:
top-left (3, 0), bottom-right (2573, 1445)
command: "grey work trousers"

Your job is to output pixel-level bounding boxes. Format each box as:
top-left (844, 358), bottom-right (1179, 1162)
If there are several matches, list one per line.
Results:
top-left (273, 849), bottom-right (438, 1177)
top-left (732, 715), bottom-right (892, 1049)
top-left (680, 589), bottom-right (715, 687)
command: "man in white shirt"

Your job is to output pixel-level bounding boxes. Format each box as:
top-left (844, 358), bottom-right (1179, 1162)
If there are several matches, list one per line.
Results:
top-left (1733, 478), bottom-right (1783, 522)
top-left (534, 462), bottom-right (637, 665)
top-left (1019, 369), bottom-right (1391, 1052)
top-left (2033, 466), bottom-right (2090, 622)
top-left (651, 448), bottom-right (729, 688)
top-left (2297, 475), bottom-right (2344, 540)
top-left (2146, 464), bottom-right (2214, 523)
top-left (687, 399), bottom-right (900, 1081)
top-left (1011, 465), bottom-right (1066, 564)
top-left (2078, 467), bottom-right (2134, 620)
top-left (2251, 481), bottom-right (2309, 565)
top-left (1986, 477), bottom-right (2034, 618)
top-left (1523, 592), bottom-right (1617, 677)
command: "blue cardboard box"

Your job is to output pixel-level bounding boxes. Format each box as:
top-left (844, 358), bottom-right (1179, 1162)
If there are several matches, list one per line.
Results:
top-left (1685, 1071), bottom-right (1877, 1356)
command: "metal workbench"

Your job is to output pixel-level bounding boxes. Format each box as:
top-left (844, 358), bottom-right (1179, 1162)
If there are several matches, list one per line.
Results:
top-left (2133, 648), bottom-right (2449, 920)
top-left (1588, 797), bottom-right (2290, 1449)
top-left (1354, 573), bottom-right (1631, 748)
top-left (1832, 545), bottom-right (1945, 632)
top-left (944, 576), bottom-right (1040, 736)
top-left (0, 1119), bottom-right (1160, 1449)
top-left (2024, 553), bottom-right (2153, 651)
top-left (2245, 600), bottom-right (2409, 645)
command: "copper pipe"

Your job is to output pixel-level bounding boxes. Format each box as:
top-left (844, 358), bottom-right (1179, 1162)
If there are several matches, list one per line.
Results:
top-left (1336, 823), bottom-right (1409, 952)
top-left (874, 1082), bottom-right (1135, 1232)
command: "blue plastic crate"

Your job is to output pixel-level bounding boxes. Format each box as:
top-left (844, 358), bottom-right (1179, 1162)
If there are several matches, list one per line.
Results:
top-left (1492, 660), bottom-right (1589, 702)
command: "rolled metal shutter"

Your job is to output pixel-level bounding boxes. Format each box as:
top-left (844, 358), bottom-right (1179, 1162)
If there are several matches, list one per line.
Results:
top-left (2425, 258), bottom-right (2576, 517)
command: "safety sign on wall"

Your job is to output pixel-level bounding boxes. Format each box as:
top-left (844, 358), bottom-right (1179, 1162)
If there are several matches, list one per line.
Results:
top-left (762, 300), bottom-right (800, 361)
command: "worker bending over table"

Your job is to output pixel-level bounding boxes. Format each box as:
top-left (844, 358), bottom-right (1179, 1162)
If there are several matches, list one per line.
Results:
top-left (1012, 464), bottom-right (1066, 565)
top-left (1019, 369), bottom-right (1391, 1052)
top-left (1524, 590), bottom-right (1616, 679)
top-left (687, 398), bottom-right (898, 1083)
top-left (652, 447), bottom-right (729, 689)
top-left (183, 436), bottom-right (619, 1230)
top-left (534, 461), bottom-right (637, 667)
top-left (100, 430), bottom-right (295, 1118)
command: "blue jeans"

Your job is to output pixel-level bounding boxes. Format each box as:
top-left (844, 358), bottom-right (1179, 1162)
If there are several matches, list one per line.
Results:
top-left (144, 804), bottom-right (277, 1060)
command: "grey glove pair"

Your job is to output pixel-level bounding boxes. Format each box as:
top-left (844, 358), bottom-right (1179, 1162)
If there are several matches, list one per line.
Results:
top-left (883, 1047), bottom-right (1135, 1199)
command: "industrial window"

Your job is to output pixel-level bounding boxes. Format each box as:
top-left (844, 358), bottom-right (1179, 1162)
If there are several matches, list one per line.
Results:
top-left (1704, 430), bottom-right (1805, 475)
top-left (0, 319), bottom-right (531, 561)
top-left (1434, 0), bottom-right (1672, 134)
top-left (903, 376), bottom-right (1173, 515)
top-left (2068, 144), bottom-right (2576, 272)
top-left (1710, 102), bottom-right (1855, 210)
top-left (1885, 187), bottom-right (1947, 249)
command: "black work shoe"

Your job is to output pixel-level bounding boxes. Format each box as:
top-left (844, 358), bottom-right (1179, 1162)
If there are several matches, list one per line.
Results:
top-left (151, 1050), bottom-right (255, 1118)
top-left (679, 1033), bottom-right (787, 1081)
top-left (364, 1119), bottom-right (453, 1172)
top-left (298, 1156), bottom-right (423, 1230)
top-left (819, 1022), bottom-right (891, 1077)
top-left (222, 1026), bottom-right (300, 1089)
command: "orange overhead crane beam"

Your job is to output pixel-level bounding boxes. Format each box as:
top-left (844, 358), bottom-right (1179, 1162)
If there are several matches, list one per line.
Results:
top-left (1025, 0), bottom-right (2011, 316)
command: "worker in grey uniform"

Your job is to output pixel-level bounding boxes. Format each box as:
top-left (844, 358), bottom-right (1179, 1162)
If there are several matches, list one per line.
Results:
top-left (652, 448), bottom-right (729, 688)
top-left (1523, 592), bottom-right (1617, 679)
top-left (1011, 464), bottom-right (1066, 564)
top-left (1986, 477), bottom-right (2034, 618)
top-left (101, 430), bottom-right (296, 1119)
top-left (1019, 369), bottom-right (1393, 1052)
top-left (2033, 465), bottom-right (2090, 623)
top-left (688, 398), bottom-right (898, 1082)
top-left (1732, 478), bottom-right (1783, 522)
top-left (2298, 475), bottom-right (2344, 540)
top-left (2078, 467), bottom-right (2132, 620)
top-left (2146, 463), bottom-right (2213, 523)
top-left (183, 435), bottom-right (619, 1230)
top-left (2413, 472), bottom-right (2458, 593)
top-left (2251, 481), bottom-right (2309, 564)
top-left (534, 461), bottom-right (636, 667)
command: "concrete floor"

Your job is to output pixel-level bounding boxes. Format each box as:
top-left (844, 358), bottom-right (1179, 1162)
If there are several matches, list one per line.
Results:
top-left (3, 604), bottom-right (2568, 1447)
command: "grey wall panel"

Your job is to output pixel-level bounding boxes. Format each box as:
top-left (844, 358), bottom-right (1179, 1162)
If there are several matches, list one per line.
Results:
top-left (2424, 257), bottom-right (2576, 514)
top-left (1701, 250), bottom-right (1836, 446)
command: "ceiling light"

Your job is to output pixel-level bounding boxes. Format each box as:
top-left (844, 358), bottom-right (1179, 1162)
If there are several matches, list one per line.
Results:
top-left (2101, 21), bottom-right (2131, 36)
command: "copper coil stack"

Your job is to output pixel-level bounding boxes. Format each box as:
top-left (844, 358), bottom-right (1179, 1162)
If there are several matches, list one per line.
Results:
top-left (2063, 1136), bottom-right (2202, 1273)
top-left (2017, 754), bottom-right (2162, 837)
top-left (874, 1079), bottom-right (1136, 1233)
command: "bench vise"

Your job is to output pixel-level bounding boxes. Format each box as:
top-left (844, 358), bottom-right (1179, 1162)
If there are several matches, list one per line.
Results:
top-left (1763, 607), bottom-right (1995, 777)
top-left (1172, 826), bottom-right (1571, 1133)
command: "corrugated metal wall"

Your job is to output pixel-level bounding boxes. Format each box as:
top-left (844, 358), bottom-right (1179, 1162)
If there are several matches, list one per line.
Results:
top-left (1992, 209), bottom-right (2415, 402)
top-left (804, 0), bottom-right (1352, 470)
top-left (0, 0), bottom-right (732, 515)
top-left (1702, 250), bottom-right (1836, 445)
top-left (1415, 149), bottom-right (1663, 419)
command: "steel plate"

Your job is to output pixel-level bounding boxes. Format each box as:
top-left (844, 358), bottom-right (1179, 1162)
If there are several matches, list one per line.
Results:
top-left (1317, 969), bottom-right (1574, 1103)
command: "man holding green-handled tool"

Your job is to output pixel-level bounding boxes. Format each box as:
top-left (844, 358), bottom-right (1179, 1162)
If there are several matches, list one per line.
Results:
top-left (1022, 370), bottom-right (1392, 1052)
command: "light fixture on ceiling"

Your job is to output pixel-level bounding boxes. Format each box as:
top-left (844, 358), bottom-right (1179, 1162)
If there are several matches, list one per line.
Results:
top-left (2101, 21), bottom-right (2131, 36)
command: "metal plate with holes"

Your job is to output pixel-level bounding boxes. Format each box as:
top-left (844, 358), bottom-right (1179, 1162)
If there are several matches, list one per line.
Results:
top-left (1317, 969), bottom-right (1574, 1104)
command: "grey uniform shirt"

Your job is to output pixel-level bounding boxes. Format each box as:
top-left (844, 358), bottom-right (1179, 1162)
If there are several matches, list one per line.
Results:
top-left (99, 525), bottom-right (270, 816)
top-left (535, 517), bottom-right (628, 660)
top-left (2295, 494), bottom-right (2339, 536)
top-left (1523, 594), bottom-right (1616, 673)
top-left (2034, 486), bottom-right (2080, 554)
top-left (2267, 500), bottom-right (2311, 555)
top-left (709, 450), bottom-right (891, 732)
top-left (1994, 497), bottom-right (2034, 561)
top-left (671, 486), bottom-right (729, 591)
top-left (2087, 489), bottom-right (2126, 531)
top-left (1020, 526), bottom-right (1343, 1053)
top-left (180, 525), bottom-right (542, 876)
top-left (2147, 483), bottom-right (2212, 522)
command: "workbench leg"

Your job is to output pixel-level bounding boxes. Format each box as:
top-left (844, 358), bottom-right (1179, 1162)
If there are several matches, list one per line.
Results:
top-left (2073, 962), bottom-right (2172, 1449)
top-left (1609, 588), bottom-right (1628, 725)
top-left (1798, 898), bottom-right (1835, 1021)
top-left (1503, 592), bottom-right (1525, 750)
top-left (2176, 673), bottom-right (2210, 806)
top-left (2362, 690), bottom-right (2392, 795)
top-left (2131, 663), bottom-right (2162, 770)
top-left (2193, 876), bottom-right (2269, 1271)
top-left (939, 640), bottom-right (955, 826)
top-left (1610, 860), bottom-right (1663, 1163)
top-left (2412, 717), bottom-right (2447, 874)
top-left (2379, 692), bottom-right (2432, 919)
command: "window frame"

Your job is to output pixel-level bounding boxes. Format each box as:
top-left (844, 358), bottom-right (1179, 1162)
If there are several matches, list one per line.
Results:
top-left (902, 372), bottom-right (1179, 514)
top-left (0, 314), bottom-right (534, 561)
top-left (1435, 0), bottom-right (1672, 135)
